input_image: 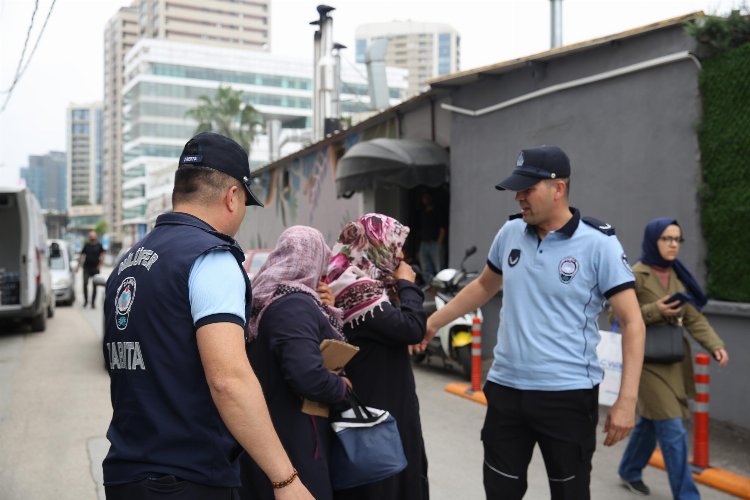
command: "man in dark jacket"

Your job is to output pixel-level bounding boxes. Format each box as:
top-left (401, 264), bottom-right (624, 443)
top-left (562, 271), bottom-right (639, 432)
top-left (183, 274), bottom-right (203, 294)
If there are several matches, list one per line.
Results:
top-left (102, 132), bottom-right (313, 500)
top-left (78, 230), bottom-right (104, 308)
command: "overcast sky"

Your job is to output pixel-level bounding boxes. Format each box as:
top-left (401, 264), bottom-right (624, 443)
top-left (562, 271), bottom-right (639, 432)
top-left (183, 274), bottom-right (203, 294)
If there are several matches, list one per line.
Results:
top-left (0, 0), bottom-right (741, 186)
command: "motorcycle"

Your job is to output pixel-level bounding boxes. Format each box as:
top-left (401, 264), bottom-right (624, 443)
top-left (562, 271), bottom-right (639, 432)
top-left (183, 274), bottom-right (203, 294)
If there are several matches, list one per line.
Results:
top-left (413, 246), bottom-right (482, 380)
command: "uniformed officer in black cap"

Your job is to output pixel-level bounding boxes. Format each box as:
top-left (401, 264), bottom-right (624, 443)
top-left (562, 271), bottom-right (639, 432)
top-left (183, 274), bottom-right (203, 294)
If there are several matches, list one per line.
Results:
top-left (102, 132), bottom-right (314, 500)
top-left (421, 145), bottom-right (645, 500)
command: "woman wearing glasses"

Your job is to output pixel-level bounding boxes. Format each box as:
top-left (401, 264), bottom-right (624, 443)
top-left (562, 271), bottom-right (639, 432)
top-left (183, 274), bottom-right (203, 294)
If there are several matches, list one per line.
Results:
top-left (617, 218), bottom-right (729, 499)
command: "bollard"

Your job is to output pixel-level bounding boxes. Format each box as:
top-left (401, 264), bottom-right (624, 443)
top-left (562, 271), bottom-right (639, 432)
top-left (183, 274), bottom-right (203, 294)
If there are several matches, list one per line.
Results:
top-left (693, 353), bottom-right (711, 469)
top-left (471, 316), bottom-right (482, 392)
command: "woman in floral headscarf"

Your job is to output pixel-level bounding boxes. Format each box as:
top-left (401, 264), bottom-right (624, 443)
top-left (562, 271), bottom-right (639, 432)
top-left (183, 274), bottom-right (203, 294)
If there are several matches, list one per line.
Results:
top-left (239, 226), bottom-right (350, 500)
top-left (325, 213), bottom-right (429, 500)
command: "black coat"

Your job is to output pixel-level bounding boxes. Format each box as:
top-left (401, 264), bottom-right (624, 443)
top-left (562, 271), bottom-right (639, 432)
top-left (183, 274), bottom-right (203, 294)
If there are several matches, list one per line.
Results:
top-left (239, 293), bottom-right (347, 500)
top-left (334, 280), bottom-right (429, 500)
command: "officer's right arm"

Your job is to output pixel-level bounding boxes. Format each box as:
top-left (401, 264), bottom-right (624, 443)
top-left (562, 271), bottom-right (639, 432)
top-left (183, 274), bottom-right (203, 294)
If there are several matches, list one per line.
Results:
top-left (419, 264), bottom-right (502, 351)
top-left (197, 325), bottom-right (313, 500)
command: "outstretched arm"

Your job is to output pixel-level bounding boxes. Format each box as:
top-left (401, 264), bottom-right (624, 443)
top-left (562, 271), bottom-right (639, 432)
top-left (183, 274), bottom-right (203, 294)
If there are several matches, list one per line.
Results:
top-left (417, 264), bottom-right (502, 352)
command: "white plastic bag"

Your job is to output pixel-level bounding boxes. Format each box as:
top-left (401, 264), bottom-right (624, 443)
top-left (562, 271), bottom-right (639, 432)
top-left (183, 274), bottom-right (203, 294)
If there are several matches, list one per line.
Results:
top-left (596, 329), bottom-right (623, 406)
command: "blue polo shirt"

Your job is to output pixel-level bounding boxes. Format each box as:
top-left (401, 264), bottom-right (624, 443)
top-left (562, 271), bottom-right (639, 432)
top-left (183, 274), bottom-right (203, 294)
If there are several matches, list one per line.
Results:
top-left (486, 208), bottom-right (634, 391)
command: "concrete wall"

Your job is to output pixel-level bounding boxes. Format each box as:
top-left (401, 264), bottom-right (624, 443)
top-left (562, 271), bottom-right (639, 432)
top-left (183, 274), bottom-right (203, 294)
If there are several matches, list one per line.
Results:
top-left (696, 303), bottom-right (750, 429)
top-left (239, 96), bottom-right (450, 250)
top-left (447, 25), bottom-right (703, 345)
top-left (445, 26), bottom-right (750, 430)
top-left (237, 143), bottom-right (364, 250)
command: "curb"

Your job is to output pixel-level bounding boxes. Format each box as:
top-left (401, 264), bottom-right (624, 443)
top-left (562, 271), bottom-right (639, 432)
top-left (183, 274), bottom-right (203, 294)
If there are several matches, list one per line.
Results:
top-left (649, 449), bottom-right (750, 498)
top-left (444, 382), bottom-right (487, 405)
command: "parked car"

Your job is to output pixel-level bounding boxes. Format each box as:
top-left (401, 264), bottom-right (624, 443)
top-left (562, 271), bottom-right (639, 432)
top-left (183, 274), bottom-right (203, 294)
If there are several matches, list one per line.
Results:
top-left (48, 239), bottom-right (75, 306)
top-left (0, 187), bottom-right (55, 331)
top-left (242, 248), bottom-right (272, 281)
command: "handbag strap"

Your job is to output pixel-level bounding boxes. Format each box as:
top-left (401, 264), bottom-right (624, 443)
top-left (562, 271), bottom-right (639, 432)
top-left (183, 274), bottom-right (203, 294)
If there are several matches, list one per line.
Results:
top-left (333, 391), bottom-right (386, 424)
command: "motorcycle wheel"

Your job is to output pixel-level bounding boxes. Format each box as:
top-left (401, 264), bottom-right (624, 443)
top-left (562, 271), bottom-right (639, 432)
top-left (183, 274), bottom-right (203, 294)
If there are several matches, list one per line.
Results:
top-left (456, 344), bottom-right (472, 381)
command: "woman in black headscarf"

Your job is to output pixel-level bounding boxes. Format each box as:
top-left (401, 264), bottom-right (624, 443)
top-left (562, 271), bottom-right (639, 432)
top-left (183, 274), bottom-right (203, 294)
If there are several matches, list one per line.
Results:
top-left (616, 218), bottom-right (729, 499)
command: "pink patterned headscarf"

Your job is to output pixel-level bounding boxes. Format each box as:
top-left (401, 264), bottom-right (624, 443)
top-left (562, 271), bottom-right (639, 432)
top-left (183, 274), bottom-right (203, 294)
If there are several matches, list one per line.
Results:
top-left (324, 214), bottom-right (410, 326)
top-left (248, 226), bottom-right (343, 341)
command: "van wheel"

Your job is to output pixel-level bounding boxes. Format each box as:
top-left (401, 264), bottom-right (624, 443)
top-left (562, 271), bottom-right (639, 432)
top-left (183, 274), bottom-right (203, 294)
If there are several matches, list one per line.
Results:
top-left (30, 312), bottom-right (46, 332)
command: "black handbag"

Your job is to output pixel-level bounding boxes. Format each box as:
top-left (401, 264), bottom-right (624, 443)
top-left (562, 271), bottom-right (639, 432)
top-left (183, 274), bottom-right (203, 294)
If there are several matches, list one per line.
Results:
top-left (329, 392), bottom-right (408, 490)
top-left (644, 323), bottom-right (685, 363)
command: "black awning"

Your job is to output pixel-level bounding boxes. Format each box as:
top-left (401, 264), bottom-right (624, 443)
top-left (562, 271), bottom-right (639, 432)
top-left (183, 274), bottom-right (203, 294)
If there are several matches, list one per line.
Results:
top-left (336, 138), bottom-right (448, 197)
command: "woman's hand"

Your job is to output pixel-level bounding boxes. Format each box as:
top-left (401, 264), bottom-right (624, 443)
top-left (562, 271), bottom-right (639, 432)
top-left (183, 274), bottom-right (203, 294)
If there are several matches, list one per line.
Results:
top-left (341, 376), bottom-right (353, 391)
top-left (394, 261), bottom-right (416, 282)
top-left (316, 281), bottom-right (334, 306)
top-left (655, 294), bottom-right (684, 317)
top-left (713, 348), bottom-right (729, 367)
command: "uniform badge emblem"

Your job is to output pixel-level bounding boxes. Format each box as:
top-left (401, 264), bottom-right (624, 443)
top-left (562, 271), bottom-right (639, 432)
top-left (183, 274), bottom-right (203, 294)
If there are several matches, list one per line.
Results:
top-left (559, 257), bottom-right (579, 284)
top-left (115, 277), bottom-right (137, 330)
top-left (516, 152), bottom-right (525, 167)
top-left (508, 249), bottom-right (521, 267)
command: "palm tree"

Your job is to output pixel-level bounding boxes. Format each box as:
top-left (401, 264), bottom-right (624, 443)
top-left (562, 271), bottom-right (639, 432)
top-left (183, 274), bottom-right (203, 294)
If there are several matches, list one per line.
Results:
top-left (185, 86), bottom-right (262, 153)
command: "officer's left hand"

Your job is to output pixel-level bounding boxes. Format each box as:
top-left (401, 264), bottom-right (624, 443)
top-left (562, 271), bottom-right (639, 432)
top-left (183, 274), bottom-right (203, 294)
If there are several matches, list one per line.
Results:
top-left (603, 398), bottom-right (636, 446)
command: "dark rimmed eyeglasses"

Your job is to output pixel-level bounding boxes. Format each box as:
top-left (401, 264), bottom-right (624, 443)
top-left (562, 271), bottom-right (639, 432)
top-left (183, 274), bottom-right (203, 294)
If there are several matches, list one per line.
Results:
top-left (659, 236), bottom-right (684, 245)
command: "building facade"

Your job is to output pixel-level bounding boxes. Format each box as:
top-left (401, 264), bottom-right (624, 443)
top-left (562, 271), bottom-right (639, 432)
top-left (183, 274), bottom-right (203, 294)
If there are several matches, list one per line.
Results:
top-left (103, 0), bottom-right (271, 248)
top-left (356, 21), bottom-right (460, 96)
top-left (20, 151), bottom-right (67, 213)
top-left (103, 6), bottom-right (139, 247)
top-left (119, 38), bottom-right (407, 246)
top-left (67, 103), bottom-right (104, 206)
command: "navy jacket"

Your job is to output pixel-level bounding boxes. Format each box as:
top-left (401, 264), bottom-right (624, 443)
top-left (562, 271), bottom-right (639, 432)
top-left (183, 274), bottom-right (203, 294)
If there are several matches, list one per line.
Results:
top-left (102, 212), bottom-right (251, 487)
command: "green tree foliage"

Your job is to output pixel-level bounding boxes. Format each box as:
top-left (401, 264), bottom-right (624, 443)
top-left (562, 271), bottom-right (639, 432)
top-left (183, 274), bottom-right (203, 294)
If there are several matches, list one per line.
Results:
top-left (685, 9), bottom-right (750, 58)
top-left (697, 42), bottom-right (750, 301)
top-left (185, 86), bottom-right (262, 153)
top-left (94, 219), bottom-right (108, 237)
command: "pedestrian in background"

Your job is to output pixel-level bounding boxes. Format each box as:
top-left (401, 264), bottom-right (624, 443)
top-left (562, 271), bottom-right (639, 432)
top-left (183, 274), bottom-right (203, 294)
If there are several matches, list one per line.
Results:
top-left (240, 225), bottom-right (351, 500)
top-left (421, 145), bottom-right (645, 500)
top-left (326, 213), bottom-right (430, 500)
top-left (617, 218), bottom-right (729, 498)
top-left (78, 230), bottom-right (104, 308)
top-left (416, 190), bottom-right (448, 283)
top-left (102, 132), bottom-right (313, 500)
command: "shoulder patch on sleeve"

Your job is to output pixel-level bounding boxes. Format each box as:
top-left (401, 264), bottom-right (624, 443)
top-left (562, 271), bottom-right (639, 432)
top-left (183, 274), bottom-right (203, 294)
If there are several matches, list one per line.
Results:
top-left (582, 216), bottom-right (616, 236)
top-left (508, 212), bottom-right (523, 220)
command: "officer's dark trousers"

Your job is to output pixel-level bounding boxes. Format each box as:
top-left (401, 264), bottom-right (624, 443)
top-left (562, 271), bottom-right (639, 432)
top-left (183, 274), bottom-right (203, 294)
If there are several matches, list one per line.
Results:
top-left (481, 381), bottom-right (599, 500)
top-left (105, 474), bottom-right (239, 500)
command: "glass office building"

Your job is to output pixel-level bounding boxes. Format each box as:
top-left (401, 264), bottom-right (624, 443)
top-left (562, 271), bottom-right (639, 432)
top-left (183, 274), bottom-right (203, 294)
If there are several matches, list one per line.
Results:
top-left (120, 39), bottom-right (408, 244)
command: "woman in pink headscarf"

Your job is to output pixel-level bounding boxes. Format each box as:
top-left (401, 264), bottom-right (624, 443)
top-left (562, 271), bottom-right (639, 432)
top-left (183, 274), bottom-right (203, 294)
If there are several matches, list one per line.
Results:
top-left (239, 226), bottom-right (350, 500)
top-left (325, 213), bottom-right (429, 500)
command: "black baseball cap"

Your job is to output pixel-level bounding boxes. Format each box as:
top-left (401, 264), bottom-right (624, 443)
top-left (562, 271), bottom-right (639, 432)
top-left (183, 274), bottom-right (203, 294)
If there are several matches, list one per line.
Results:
top-left (495, 145), bottom-right (571, 191)
top-left (178, 131), bottom-right (263, 207)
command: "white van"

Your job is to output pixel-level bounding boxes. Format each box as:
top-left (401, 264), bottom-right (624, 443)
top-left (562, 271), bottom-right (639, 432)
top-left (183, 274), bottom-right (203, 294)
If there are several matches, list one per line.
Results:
top-left (0, 187), bottom-right (55, 331)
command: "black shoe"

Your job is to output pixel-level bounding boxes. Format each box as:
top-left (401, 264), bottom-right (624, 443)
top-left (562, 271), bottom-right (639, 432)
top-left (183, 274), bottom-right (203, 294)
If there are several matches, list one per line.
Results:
top-left (83, 300), bottom-right (88, 307)
top-left (91, 303), bottom-right (96, 309)
top-left (621, 478), bottom-right (650, 496)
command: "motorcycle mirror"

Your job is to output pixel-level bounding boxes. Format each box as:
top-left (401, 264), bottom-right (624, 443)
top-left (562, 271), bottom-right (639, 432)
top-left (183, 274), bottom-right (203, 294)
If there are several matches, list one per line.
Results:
top-left (465, 246), bottom-right (477, 258)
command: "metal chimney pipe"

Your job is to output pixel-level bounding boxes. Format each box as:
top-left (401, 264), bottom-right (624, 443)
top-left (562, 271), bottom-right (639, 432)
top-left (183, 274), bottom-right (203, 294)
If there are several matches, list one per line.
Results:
top-left (550, 0), bottom-right (563, 48)
top-left (366, 38), bottom-right (389, 110)
top-left (332, 42), bottom-right (346, 121)
top-left (268, 119), bottom-right (282, 162)
top-left (317, 6), bottom-right (335, 136)
top-left (311, 22), bottom-right (322, 141)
